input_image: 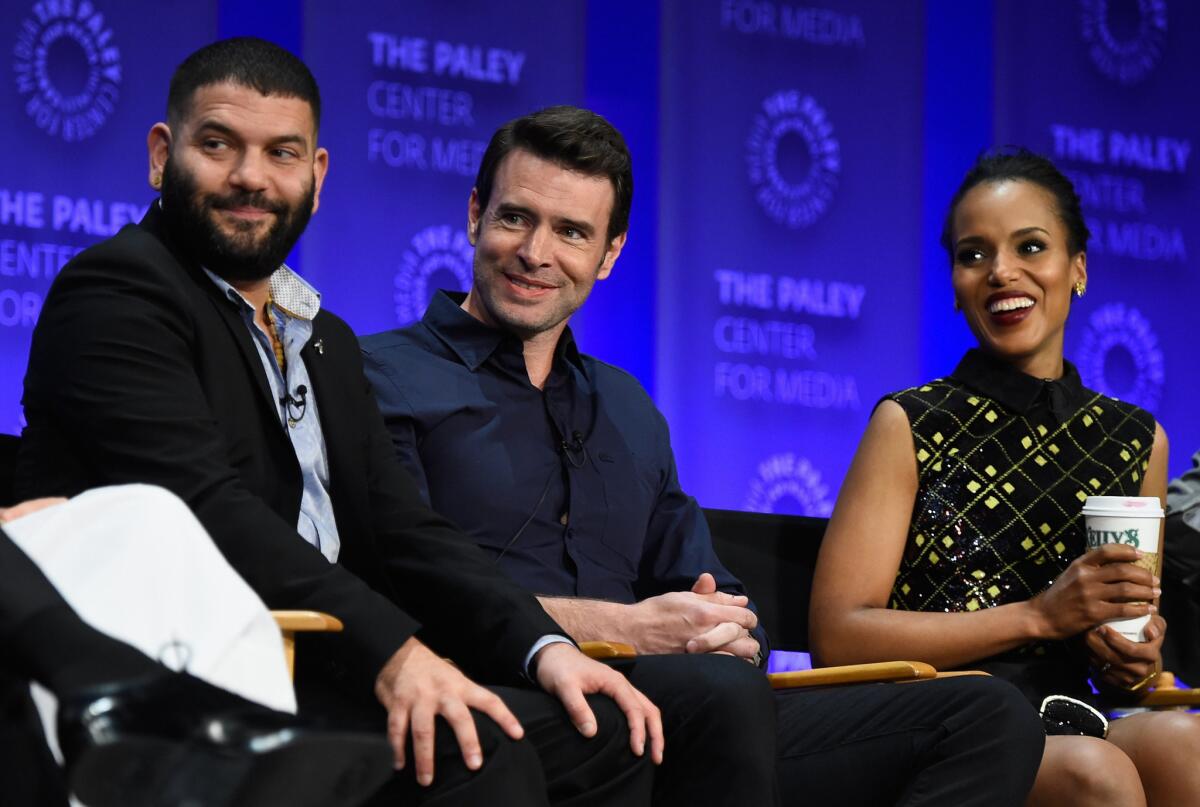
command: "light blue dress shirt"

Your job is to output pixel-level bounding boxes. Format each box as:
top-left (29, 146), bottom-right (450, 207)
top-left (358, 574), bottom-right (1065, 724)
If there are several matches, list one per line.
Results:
top-left (203, 266), bottom-right (341, 562)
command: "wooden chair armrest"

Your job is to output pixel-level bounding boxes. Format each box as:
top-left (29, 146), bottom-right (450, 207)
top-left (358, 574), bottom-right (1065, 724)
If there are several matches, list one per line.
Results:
top-left (272, 610), bottom-right (344, 633)
top-left (579, 640), bottom-right (637, 660)
top-left (1129, 671), bottom-right (1200, 709)
top-left (270, 610), bottom-right (344, 679)
top-left (767, 661), bottom-right (938, 689)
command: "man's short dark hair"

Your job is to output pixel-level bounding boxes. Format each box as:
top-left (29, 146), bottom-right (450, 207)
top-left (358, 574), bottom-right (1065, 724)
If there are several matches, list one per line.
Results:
top-left (475, 106), bottom-right (633, 242)
top-left (167, 37), bottom-right (321, 132)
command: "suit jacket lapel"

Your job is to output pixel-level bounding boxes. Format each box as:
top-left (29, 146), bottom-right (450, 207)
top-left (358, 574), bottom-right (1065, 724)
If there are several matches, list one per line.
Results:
top-left (140, 202), bottom-right (280, 419)
top-left (206, 293), bottom-right (280, 417)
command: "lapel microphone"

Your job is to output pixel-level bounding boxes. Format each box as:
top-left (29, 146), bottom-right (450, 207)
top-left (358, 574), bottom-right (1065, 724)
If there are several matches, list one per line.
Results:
top-left (561, 430), bottom-right (588, 468)
top-left (281, 384), bottom-right (308, 427)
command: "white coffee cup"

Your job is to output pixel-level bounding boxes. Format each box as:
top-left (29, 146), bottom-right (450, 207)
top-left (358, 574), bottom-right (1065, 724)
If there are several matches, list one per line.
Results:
top-left (1081, 496), bottom-right (1164, 642)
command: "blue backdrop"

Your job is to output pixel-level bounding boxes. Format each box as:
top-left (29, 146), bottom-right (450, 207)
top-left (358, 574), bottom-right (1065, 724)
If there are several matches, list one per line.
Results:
top-left (0, 0), bottom-right (1191, 511)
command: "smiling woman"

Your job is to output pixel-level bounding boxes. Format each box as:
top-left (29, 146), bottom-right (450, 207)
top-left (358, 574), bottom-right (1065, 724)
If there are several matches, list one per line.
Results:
top-left (809, 149), bottom-right (1200, 806)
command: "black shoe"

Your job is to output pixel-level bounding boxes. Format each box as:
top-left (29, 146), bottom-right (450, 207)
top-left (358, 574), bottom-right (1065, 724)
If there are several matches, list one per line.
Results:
top-left (57, 671), bottom-right (392, 807)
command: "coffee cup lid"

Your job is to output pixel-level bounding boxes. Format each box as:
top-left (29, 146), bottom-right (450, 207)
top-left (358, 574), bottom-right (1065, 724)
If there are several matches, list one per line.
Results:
top-left (1081, 496), bottom-right (1164, 518)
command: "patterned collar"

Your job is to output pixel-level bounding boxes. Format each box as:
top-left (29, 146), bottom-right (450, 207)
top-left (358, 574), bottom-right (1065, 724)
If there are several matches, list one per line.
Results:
top-left (203, 265), bottom-right (322, 321)
top-left (951, 348), bottom-right (1089, 423)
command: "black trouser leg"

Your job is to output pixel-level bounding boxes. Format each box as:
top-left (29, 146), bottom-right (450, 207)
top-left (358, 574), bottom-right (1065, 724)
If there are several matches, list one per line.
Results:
top-left (611, 654), bottom-right (779, 807)
top-left (776, 675), bottom-right (1043, 807)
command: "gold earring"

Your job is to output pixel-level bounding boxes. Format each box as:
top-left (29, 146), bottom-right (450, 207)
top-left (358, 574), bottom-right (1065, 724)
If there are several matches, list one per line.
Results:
top-left (1074, 280), bottom-right (1086, 298)
top-left (150, 173), bottom-right (162, 189)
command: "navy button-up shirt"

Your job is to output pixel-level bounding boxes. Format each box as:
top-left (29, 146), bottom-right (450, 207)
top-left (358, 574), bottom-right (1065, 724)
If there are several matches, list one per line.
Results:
top-left (361, 291), bottom-right (767, 652)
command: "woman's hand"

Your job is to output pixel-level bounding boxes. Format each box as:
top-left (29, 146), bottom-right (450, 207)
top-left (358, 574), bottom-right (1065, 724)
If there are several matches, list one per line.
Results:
top-left (1028, 544), bottom-right (1158, 640)
top-left (1086, 615), bottom-right (1165, 690)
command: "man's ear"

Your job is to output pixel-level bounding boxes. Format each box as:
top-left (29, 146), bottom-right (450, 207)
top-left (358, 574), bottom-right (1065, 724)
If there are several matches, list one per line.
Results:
top-left (467, 188), bottom-right (481, 246)
top-left (311, 147), bottom-right (330, 214)
top-left (596, 231), bottom-right (627, 280)
top-left (147, 123), bottom-right (171, 190)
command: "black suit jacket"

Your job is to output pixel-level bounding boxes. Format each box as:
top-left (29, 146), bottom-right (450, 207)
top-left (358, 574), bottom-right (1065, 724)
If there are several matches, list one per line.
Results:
top-left (17, 203), bottom-right (560, 691)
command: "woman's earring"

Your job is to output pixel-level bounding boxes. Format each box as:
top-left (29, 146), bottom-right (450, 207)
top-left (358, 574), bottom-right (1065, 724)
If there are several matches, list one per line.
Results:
top-left (150, 173), bottom-right (162, 190)
top-left (1074, 280), bottom-right (1087, 298)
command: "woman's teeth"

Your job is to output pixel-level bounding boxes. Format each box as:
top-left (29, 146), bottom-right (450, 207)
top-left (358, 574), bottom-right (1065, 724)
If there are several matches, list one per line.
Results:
top-left (989, 297), bottom-right (1034, 313)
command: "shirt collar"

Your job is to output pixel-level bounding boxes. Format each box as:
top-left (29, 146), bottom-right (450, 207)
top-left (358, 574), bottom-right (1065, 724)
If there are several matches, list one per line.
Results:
top-left (422, 290), bottom-right (587, 378)
top-left (950, 348), bottom-right (1088, 422)
top-left (202, 265), bottom-right (322, 321)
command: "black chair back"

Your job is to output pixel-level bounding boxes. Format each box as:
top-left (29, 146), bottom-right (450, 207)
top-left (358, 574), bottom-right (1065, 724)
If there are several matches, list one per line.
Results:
top-left (703, 508), bottom-right (828, 653)
top-left (0, 433), bottom-right (19, 507)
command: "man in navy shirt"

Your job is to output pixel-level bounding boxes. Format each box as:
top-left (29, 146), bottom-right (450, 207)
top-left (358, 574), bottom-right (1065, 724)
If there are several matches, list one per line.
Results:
top-left (363, 105), bottom-right (1045, 806)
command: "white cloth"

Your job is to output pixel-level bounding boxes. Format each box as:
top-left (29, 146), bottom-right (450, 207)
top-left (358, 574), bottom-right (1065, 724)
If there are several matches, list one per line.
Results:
top-left (3, 484), bottom-right (295, 765)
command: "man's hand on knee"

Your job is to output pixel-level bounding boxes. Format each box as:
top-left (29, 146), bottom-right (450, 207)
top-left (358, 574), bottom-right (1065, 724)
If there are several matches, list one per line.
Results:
top-left (375, 637), bottom-right (524, 786)
top-left (533, 642), bottom-right (664, 764)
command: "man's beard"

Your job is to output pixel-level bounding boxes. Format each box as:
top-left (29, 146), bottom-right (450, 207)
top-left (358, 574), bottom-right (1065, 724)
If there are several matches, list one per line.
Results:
top-left (159, 156), bottom-right (314, 283)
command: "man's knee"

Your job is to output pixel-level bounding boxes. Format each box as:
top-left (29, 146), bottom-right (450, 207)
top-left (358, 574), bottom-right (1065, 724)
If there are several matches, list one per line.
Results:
top-left (657, 654), bottom-right (773, 729)
top-left (933, 676), bottom-right (1042, 741)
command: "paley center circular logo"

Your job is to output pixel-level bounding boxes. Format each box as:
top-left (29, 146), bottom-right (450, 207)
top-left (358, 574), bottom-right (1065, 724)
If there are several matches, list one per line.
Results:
top-left (745, 90), bottom-right (840, 230)
top-left (743, 452), bottom-right (834, 516)
top-left (13, 1), bottom-right (122, 142)
top-left (394, 224), bottom-right (474, 324)
top-left (1080, 0), bottom-right (1167, 86)
top-left (1076, 302), bottom-right (1164, 410)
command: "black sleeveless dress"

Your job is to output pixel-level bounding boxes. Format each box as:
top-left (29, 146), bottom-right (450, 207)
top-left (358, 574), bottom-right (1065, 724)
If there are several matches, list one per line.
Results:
top-left (886, 349), bottom-right (1156, 704)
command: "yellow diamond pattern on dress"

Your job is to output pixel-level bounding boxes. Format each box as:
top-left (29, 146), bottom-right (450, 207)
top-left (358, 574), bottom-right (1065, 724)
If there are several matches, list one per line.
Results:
top-left (885, 376), bottom-right (1155, 620)
top-left (1132, 470), bottom-right (1140, 482)
top-left (1082, 414), bottom-right (1094, 427)
top-left (1132, 439), bottom-right (1142, 449)
top-left (917, 448), bottom-right (930, 463)
top-left (1121, 450), bottom-right (1131, 461)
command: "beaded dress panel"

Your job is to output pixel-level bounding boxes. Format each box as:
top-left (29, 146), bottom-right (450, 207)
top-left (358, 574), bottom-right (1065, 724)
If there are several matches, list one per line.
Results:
top-left (885, 350), bottom-right (1155, 700)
